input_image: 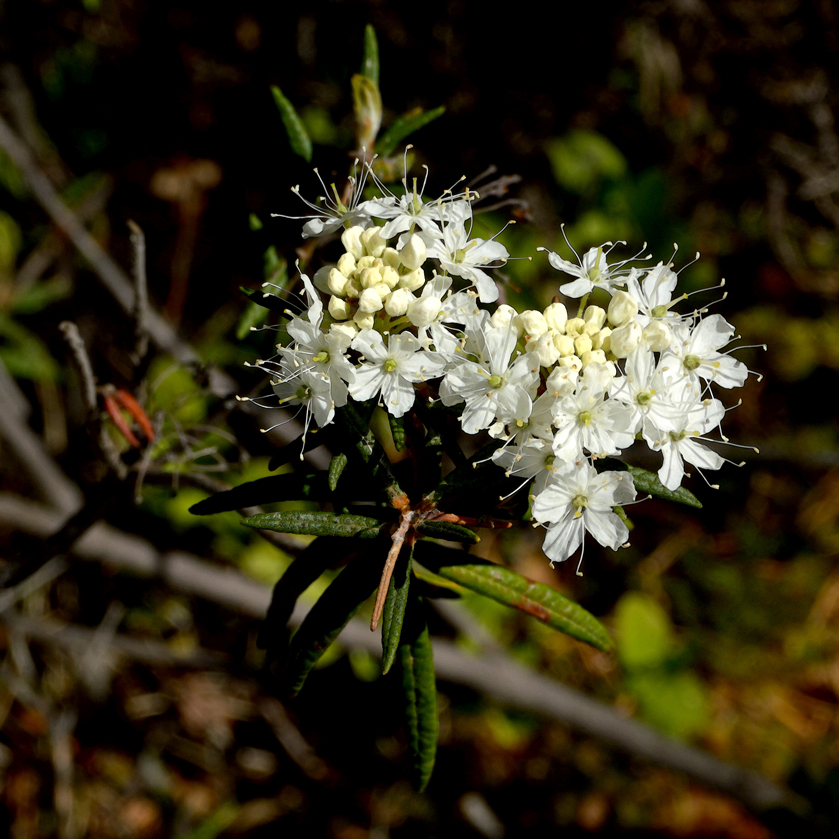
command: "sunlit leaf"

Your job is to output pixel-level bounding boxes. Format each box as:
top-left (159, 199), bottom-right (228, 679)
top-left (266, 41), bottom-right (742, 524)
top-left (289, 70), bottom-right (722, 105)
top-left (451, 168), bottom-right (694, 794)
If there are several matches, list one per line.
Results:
top-left (271, 85), bottom-right (313, 162)
top-left (627, 465), bottom-right (702, 508)
top-left (243, 511), bottom-right (386, 539)
top-left (377, 106), bottom-right (445, 159)
top-left (328, 453), bottom-right (348, 491)
top-left (416, 546), bottom-right (613, 651)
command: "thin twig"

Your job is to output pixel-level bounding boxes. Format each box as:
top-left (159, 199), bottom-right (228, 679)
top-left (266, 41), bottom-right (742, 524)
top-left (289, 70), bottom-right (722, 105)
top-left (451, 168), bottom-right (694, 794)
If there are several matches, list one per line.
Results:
top-left (127, 219), bottom-right (149, 366)
top-left (57, 321), bottom-right (97, 416)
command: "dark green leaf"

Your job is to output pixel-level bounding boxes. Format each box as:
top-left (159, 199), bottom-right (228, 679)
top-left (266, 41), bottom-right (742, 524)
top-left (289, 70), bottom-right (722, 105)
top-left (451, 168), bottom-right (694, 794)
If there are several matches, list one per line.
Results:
top-left (239, 285), bottom-right (289, 316)
top-left (412, 567), bottom-right (463, 599)
top-left (236, 298), bottom-right (271, 340)
top-left (258, 537), bottom-right (352, 654)
top-left (361, 25), bottom-right (379, 85)
top-left (627, 465), bottom-right (702, 509)
top-left (398, 595), bottom-right (437, 791)
top-left (336, 402), bottom-right (404, 502)
top-left (377, 106), bottom-right (445, 159)
top-left (425, 442), bottom-right (507, 506)
top-left (243, 511), bottom-right (386, 539)
top-left (189, 473), bottom-right (330, 515)
top-left (381, 546), bottom-right (413, 675)
top-left (328, 453), bottom-right (348, 491)
top-left (271, 85), bottom-right (313, 162)
top-left (415, 520), bottom-right (480, 544)
top-left (415, 547), bottom-right (613, 651)
top-left (284, 549), bottom-right (384, 696)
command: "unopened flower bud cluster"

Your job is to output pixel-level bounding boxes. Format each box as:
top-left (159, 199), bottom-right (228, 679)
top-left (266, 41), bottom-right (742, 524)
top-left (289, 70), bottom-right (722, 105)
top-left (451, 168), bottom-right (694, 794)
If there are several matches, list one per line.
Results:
top-left (255, 164), bottom-right (753, 571)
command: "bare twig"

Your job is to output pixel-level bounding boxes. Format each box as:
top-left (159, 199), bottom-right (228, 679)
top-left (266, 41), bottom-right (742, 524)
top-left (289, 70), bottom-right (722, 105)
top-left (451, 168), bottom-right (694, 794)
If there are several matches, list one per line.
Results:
top-left (260, 697), bottom-right (330, 781)
top-left (127, 219), bottom-right (149, 366)
top-left (57, 321), bottom-right (97, 416)
top-left (0, 363), bottom-right (82, 515)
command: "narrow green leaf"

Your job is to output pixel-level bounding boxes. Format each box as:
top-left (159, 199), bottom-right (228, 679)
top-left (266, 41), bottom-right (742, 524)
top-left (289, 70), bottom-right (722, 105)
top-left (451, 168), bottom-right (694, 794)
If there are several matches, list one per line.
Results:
top-left (243, 511), bottom-right (386, 539)
top-left (271, 85), bottom-right (313, 162)
top-left (236, 298), bottom-right (270, 340)
top-left (627, 465), bottom-right (702, 509)
top-left (381, 546), bottom-right (413, 675)
top-left (415, 520), bottom-right (480, 544)
top-left (285, 549), bottom-right (384, 696)
top-left (412, 566), bottom-right (463, 599)
top-left (257, 536), bottom-right (351, 654)
top-left (189, 473), bottom-right (330, 515)
top-left (415, 547), bottom-right (613, 651)
top-left (377, 106), bottom-right (445, 159)
top-left (399, 596), bottom-right (437, 791)
top-left (328, 452), bottom-right (348, 491)
top-left (361, 25), bottom-right (379, 85)
top-left (388, 413), bottom-right (407, 452)
top-left (239, 285), bottom-right (289, 316)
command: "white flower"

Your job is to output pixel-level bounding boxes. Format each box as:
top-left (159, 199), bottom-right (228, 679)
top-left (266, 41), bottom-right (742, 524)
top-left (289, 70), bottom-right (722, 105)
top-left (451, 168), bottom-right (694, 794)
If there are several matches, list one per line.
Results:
top-left (425, 204), bottom-right (508, 303)
top-left (531, 463), bottom-right (636, 568)
top-left (349, 329), bottom-right (445, 417)
top-left (439, 322), bottom-right (538, 434)
top-left (540, 241), bottom-right (642, 298)
top-left (664, 316), bottom-right (748, 390)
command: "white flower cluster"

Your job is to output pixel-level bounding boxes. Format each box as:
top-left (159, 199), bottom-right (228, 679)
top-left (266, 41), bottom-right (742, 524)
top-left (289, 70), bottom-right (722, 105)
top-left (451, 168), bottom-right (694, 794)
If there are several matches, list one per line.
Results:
top-left (254, 167), bottom-right (752, 572)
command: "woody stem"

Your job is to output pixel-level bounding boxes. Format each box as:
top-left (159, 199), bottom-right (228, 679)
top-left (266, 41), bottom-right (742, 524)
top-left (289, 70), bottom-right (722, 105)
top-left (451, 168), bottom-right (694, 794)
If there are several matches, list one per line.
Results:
top-left (370, 508), bottom-right (415, 631)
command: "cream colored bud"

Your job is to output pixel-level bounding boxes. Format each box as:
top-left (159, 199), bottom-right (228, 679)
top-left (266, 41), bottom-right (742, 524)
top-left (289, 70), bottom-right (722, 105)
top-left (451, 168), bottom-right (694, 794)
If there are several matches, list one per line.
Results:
top-left (609, 321), bottom-right (642, 358)
top-left (328, 296), bottom-right (353, 320)
top-left (344, 277), bottom-right (362, 299)
top-left (557, 355), bottom-right (582, 371)
top-left (565, 317), bottom-right (585, 337)
top-left (516, 309), bottom-right (549, 338)
top-left (327, 267), bottom-right (349, 296)
top-left (554, 334), bottom-right (576, 357)
top-left (358, 287), bottom-right (384, 313)
top-left (399, 234), bottom-right (427, 271)
top-left (341, 226), bottom-right (365, 259)
top-left (380, 265), bottom-right (400, 289)
top-left (592, 326), bottom-right (611, 352)
top-left (490, 304), bottom-right (519, 331)
top-left (352, 310), bottom-right (375, 329)
top-left (544, 302), bottom-right (568, 333)
top-left (525, 332), bottom-right (559, 367)
top-left (329, 320), bottom-right (359, 344)
top-left (583, 321), bottom-right (601, 337)
top-left (313, 265), bottom-right (332, 294)
top-left (384, 288), bottom-right (415, 317)
top-left (580, 350), bottom-right (609, 368)
top-left (358, 266), bottom-right (381, 289)
top-left (584, 305), bottom-right (607, 331)
top-left (361, 227), bottom-right (386, 257)
top-left (397, 267), bottom-right (426, 291)
top-left (607, 291), bottom-right (638, 327)
top-left (574, 334), bottom-right (593, 356)
top-left (336, 252), bottom-right (357, 277)
top-left (372, 282), bottom-right (392, 301)
top-left (407, 296), bottom-right (442, 328)
top-left (382, 247), bottom-right (400, 269)
top-left (357, 255), bottom-right (376, 271)
top-left (643, 320), bottom-right (673, 352)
